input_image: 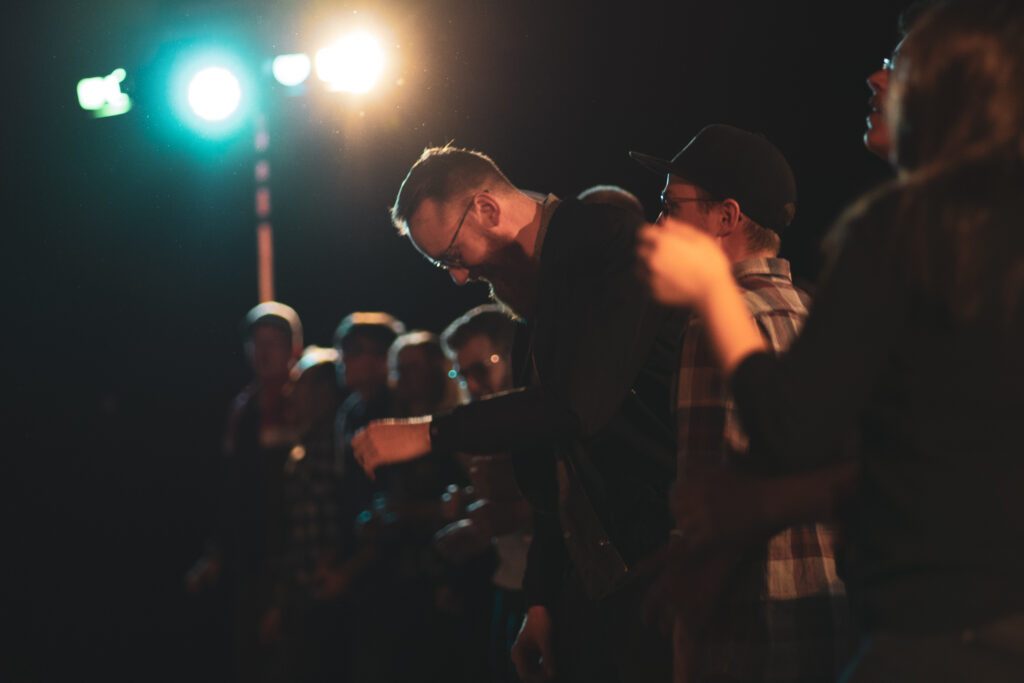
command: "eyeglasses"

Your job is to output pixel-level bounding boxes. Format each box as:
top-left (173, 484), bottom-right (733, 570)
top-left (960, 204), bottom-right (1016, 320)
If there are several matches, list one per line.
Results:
top-left (426, 195), bottom-right (477, 269)
top-left (882, 47), bottom-right (901, 73)
top-left (659, 193), bottom-right (714, 218)
top-left (456, 354), bottom-right (503, 385)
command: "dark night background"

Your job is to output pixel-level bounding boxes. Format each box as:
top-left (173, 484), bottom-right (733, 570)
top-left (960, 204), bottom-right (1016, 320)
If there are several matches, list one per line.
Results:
top-left (3, 1), bottom-right (909, 679)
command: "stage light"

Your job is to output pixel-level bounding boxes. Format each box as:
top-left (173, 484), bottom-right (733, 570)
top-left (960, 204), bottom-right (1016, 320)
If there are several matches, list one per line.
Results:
top-left (272, 53), bottom-right (312, 87)
top-left (187, 67), bottom-right (242, 121)
top-left (315, 32), bottom-right (385, 94)
top-left (77, 68), bottom-right (132, 118)
top-left (169, 50), bottom-right (251, 138)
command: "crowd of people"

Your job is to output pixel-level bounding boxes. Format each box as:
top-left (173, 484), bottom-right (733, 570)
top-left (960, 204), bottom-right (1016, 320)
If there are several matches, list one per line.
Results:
top-left (187, 1), bottom-right (1024, 681)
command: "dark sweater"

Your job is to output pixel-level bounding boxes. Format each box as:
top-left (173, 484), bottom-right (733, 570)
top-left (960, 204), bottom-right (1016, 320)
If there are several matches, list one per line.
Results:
top-left (731, 172), bottom-right (1024, 633)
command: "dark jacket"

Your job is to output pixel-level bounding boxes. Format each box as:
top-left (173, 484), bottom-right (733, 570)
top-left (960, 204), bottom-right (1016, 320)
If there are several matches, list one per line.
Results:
top-left (431, 198), bottom-right (683, 605)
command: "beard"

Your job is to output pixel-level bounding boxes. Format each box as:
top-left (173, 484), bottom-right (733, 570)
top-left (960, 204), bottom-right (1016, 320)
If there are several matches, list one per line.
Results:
top-left (474, 239), bottom-right (537, 319)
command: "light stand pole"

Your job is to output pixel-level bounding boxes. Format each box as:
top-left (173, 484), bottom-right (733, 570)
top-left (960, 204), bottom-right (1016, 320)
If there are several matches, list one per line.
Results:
top-left (254, 111), bottom-right (274, 302)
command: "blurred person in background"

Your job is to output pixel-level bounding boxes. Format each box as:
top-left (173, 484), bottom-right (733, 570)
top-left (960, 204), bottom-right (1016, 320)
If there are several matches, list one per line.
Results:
top-left (577, 184), bottom-right (645, 214)
top-left (351, 330), bottom-right (472, 682)
top-left (185, 301), bottom-right (303, 682)
top-left (434, 304), bottom-right (534, 682)
top-left (274, 346), bottom-right (349, 683)
top-left (333, 312), bottom-right (406, 518)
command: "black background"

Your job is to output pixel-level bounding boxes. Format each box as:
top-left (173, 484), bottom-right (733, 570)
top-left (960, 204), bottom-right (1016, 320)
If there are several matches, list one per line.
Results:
top-left (3, 1), bottom-right (907, 679)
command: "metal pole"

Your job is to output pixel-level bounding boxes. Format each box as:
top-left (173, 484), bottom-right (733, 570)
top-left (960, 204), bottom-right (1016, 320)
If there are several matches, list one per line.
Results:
top-left (254, 112), bottom-right (274, 302)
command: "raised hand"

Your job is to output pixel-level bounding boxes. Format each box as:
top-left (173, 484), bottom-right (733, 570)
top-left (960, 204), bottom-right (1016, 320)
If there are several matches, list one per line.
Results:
top-left (637, 219), bottom-right (732, 308)
top-left (351, 417), bottom-right (433, 477)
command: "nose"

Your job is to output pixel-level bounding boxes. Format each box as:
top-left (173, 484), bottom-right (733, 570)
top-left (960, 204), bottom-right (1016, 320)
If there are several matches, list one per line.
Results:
top-left (866, 67), bottom-right (888, 96)
top-left (448, 267), bottom-right (471, 285)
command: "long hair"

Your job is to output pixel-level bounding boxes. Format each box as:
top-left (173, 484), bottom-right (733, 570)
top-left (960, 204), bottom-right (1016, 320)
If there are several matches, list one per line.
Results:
top-left (875, 0), bottom-right (1024, 323)
top-left (891, 0), bottom-right (1024, 170)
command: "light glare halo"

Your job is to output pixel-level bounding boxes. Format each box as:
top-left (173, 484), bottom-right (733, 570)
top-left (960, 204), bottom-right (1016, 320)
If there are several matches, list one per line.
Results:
top-left (187, 66), bottom-right (242, 121)
top-left (315, 32), bottom-right (385, 94)
top-left (272, 53), bottom-right (312, 87)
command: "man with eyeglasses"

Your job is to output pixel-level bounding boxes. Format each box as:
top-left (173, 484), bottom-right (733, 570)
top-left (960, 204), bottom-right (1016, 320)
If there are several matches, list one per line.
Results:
top-left (431, 304), bottom-right (533, 683)
top-left (353, 144), bottom-right (681, 682)
top-left (632, 124), bottom-right (853, 683)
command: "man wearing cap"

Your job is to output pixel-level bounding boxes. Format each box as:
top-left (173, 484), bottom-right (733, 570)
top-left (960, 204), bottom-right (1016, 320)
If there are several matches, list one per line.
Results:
top-left (633, 125), bottom-right (851, 683)
top-left (353, 145), bottom-right (681, 682)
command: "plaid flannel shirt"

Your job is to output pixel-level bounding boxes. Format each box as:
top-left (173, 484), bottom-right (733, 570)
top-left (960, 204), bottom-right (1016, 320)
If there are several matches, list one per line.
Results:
top-left (282, 431), bottom-right (343, 595)
top-left (677, 258), bottom-right (850, 683)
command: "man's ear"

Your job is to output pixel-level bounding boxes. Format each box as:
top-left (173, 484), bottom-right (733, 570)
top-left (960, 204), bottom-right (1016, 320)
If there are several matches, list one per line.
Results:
top-left (717, 198), bottom-right (743, 236)
top-left (476, 191), bottom-right (501, 227)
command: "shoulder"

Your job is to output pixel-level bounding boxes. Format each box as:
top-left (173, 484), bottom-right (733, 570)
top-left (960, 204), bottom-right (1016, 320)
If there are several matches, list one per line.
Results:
top-left (546, 198), bottom-right (645, 271)
top-left (741, 280), bottom-right (810, 319)
top-left (551, 198), bottom-right (643, 241)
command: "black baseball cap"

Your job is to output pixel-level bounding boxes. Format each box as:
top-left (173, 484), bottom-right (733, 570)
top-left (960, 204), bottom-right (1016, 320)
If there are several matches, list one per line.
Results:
top-left (630, 124), bottom-right (797, 233)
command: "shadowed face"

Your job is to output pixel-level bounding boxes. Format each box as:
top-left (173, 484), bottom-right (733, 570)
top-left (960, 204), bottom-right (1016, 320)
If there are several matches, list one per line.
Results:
top-left (248, 323), bottom-right (293, 384)
top-left (865, 39), bottom-right (904, 160)
top-left (288, 368), bottom-right (337, 435)
top-left (407, 193), bottom-right (498, 286)
top-left (454, 333), bottom-right (510, 400)
top-left (339, 334), bottom-right (389, 395)
top-left (658, 178), bottom-right (714, 232)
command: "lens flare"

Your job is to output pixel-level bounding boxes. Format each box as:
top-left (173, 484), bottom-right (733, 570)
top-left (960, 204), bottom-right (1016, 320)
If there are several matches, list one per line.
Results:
top-left (187, 67), bottom-right (242, 121)
top-left (315, 32), bottom-right (385, 94)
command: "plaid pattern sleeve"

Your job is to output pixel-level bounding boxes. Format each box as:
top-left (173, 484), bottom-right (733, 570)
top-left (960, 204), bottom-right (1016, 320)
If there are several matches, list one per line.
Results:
top-left (677, 258), bottom-right (851, 683)
top-left (283, 433), bottom-right (343, 591)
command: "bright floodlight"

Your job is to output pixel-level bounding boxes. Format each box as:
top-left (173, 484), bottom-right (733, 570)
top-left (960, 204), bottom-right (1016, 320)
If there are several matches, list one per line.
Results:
top-left (188, 67), bottom-right (242, 121)
top-left (77, 68), bottom-right (132, 118)
top-left (272, 53), bottom-right (312, 87)
top-left (315, 32), bottom-right (385, 94)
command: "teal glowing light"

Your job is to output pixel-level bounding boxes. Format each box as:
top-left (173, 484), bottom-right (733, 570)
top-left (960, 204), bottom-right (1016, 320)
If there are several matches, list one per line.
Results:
top-left (77, 68), bottom-right (132, 118)
top-left (169, 49), bottom-right (252, 138)
top-left (187, 67), bottom-right (242, 121)
top-left (272, 53), bottom-right (312, 87)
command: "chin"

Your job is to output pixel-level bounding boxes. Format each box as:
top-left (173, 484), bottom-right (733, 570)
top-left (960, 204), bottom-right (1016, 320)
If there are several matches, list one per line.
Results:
top-left (864, 130), bottom-right (891, 161)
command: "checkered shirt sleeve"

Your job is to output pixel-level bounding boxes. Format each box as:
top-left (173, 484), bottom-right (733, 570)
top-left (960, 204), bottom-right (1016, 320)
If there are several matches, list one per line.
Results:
top-left (677, 258), bottom-right (851, 682)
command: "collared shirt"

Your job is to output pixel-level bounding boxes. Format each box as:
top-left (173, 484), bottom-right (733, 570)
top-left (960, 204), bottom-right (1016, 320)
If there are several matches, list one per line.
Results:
top-left (527, 191), bottom-right (560, 276)
top-left (677, 257), bottom-right (850, 682)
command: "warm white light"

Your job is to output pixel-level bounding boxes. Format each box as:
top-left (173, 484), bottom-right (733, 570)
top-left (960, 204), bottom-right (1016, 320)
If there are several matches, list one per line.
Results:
top-left (315, 32), bottom-right (385, 94)
top-left (187, 67), bottom-right (242, 121)
top-left (272, 53), bottom-right (312, 87)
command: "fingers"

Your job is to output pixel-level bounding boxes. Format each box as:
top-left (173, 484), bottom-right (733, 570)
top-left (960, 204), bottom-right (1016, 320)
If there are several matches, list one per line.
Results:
top-left (511, 632), bottom-right (550, 683)
top-left (511, 646), bottom-right (547, 683)
top-left (539, 637), bottom-right (556, 681)
top-left (510, 639), bottom-right (532, 682)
